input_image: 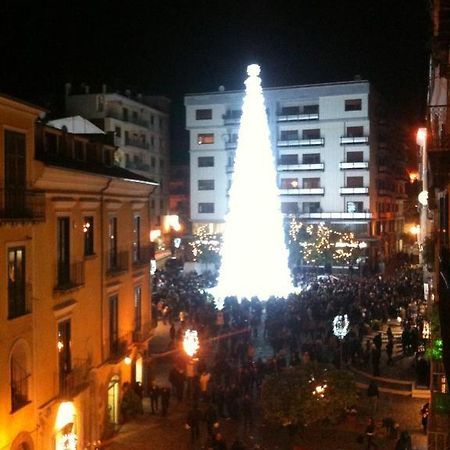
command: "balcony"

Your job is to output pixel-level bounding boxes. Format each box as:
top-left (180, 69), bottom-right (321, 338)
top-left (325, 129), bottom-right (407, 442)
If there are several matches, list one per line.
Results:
top-left (125, 160), bottom-right (150, 172)
top-left (277, 139), bottom-right (301, 147)
top-left (340, 136), bottom-right (369, 145)
top-left (339, 161), bottom-right (369, 170)
top-left (108, 336), bottom-right (129, 363)
top-left (59, 358), bottom-right (91, 398)
top-left (277, 113), bottom-right (319, 122)
top-left (106, 108), bottom-right (149, 128)
top-left (226, 164), bottom-right (235, 173)
top-left (225, 141), bottom-right (238, 149)
top-left (340, 187), bottom-right (369, 195)
top-left (125, 138), bottom-right (150, 150)
top-left (300, 138), bottom-right (325, 146)
top-left (106, 250), bottom-right (129, 275)
top-left (132, 321), bottom-right (153, 344)
top-left (0, 189), bottom-right (45, 223)
top-left (222, 112), bottom-right (241, 125)
top-left (278, 163), bottom-right (324, 171)
top-left (279, 187), bottom-right (325, 195)
top-left (298, 211), bottom-right (372, 219)
top-left (132, 245), bottom-right (152, 268)
top-left (54, 261), bottom-right (85, 292)
top-left (8, 283), bottom-right (32, 320)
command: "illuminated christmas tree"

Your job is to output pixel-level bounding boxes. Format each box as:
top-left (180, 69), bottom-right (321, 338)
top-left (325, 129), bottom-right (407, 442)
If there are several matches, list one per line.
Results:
top-left (214, 64), bottom-right (293, 308)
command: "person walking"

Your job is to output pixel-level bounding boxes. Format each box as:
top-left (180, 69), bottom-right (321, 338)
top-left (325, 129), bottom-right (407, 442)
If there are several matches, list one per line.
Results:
top-left (149, 383), bottom-right (160, 415)
top-left (186, 404), bottom-right (202, 443)
top-left (160, 386), bottom-right (171, 417)
top-left (420, 402), bottom-right (430, 434)
top-left (365, 417), bottom-right (378, 449)
top-left (395, 430), bottom-right (412, 450)
top-left (386, 336), bottom-right (394, 365)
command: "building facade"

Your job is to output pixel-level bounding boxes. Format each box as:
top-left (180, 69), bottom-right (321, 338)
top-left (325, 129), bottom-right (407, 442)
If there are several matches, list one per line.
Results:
top-left (0, 94), bottom-right (156, 450)
top-left (185, 81), bottom-right (406, 260)
top-left (64, 84), bottom-right (170, 233)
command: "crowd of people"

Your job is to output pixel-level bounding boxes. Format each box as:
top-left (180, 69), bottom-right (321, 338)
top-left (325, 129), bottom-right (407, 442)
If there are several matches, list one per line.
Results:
top-left (137, 264), bottom-right (428, 449)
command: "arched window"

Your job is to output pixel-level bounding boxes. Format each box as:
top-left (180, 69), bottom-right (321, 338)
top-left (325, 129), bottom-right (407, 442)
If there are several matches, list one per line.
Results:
top-left (10, 340), bottom-right (31, 412)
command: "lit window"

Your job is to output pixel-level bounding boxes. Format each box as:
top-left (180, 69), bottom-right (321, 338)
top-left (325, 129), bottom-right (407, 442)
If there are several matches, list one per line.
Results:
top-left (197, 133), bottom-right (214, 145)
top-left (280, 178), bottom-right (298, 189)
top-left (83, 217), bottom-right (94, 256)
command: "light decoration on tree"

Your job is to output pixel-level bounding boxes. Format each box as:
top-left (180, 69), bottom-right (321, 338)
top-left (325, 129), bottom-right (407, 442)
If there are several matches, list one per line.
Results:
top-left (333, 314), bottom-right (350, 340)
top-left (309, 375), bottom-right (328, 399)
top-left (213, 64), bottom-right (294, 308)
top-left (288, 218), bottom-right (361, 265)
top-left (189, 226), bottom-right (222, 262)
top-left (183, 329), bottom-right (200, 358)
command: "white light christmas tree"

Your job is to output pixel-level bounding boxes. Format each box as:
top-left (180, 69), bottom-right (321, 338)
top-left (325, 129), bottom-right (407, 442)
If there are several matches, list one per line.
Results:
top-left (213, 64), bottom-right (294, 308)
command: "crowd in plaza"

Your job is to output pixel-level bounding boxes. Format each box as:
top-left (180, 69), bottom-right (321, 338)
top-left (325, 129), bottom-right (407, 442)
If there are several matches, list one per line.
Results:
top-left (125, 263), bottom-right (428, 449)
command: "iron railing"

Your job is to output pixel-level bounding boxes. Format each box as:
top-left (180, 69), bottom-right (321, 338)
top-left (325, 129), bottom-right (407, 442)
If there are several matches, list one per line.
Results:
top-left (8, 283), bottom-right (32, 319)
top-left (132, 321), bottom-right (153, 344)
top-left (0, 189), bottom-right (45, 222)
top-left (132, 244), bottom-right (152, 267)
top-left (106, 250), bottom-right (129, 275)
top-left (55, 261), bottom-right (85, 291)
top-left (11, 359), bottom-right (30, 411)
top-left (59, 357), bottom-right (91, 397)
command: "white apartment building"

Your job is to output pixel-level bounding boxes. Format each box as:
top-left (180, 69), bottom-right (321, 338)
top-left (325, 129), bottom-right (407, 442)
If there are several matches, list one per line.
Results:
top-left (186, 80), bottom-right (405, 258)
top-left (65, 84), bottom-right (170, 230)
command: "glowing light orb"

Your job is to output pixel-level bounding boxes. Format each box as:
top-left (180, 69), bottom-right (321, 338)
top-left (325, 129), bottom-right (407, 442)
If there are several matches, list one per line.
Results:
top-left (183, 329), bottom-right (199, 358)
top-left (214, 64), bottom-right (294, 308)
top-left (333, 314), bottom-right (349, 340)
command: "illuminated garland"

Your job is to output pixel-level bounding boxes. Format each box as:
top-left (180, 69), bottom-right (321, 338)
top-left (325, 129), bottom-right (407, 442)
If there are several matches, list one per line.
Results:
top-left (189, 226), bottom-right (222, 262)
top-left (288, 218), bottom-right (361, 265)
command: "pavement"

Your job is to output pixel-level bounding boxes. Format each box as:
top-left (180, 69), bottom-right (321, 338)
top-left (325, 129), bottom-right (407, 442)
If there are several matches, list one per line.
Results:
top-left (103, 317), bottom-right (429, 450)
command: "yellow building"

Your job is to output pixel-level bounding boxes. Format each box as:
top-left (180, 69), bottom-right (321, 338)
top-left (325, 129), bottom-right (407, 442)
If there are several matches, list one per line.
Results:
top-left (0, 94), bottom-right (157, 450)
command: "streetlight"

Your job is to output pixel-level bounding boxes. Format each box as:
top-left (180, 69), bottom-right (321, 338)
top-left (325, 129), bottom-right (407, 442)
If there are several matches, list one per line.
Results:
top-left (333, 314), bottom-right (349, 368)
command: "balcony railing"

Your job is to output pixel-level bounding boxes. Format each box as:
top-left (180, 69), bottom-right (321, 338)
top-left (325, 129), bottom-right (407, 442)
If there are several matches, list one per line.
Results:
top-left (339, 161), bottom-right (369, 169)
top-left (0, 189), bottom-right (45, 222)
top-left (108, 336), bottom-right (129, 363)
top-left (278, 163), bottom-right (324, 171)
top-left (11, 360), bottom-right (30, 412)
top-left (125, 138), bottom-right (150, 150)
top-left (277, 139), bottom-right (301, 147)
top-left (132, 245), bottom-right (152, 267)
top-left (300, 138), bottom-right (325, 146)
top-left (60, 358), bottom-right (91, 397)
top-left (279, 187), bottom-right (325, 195)
top-left (340, 136), bottom-right (369, 145)
top-left (8, 283), bottom-right (32, 320)
top-left (132, 321), bottom-right (153, 344)
top-left (106, 250), bottom-right (129, 275)
top-left (222, 112), bottom-right (242, 124)
top-left (55, 261), bottom-right (85, 291)
top-left (340, 187), bottom-right (369, 195)
top-left (106, 108), bottom-right (149, 128)
top-left (297, 211), bottom-right (372, 219)
top-left (277, 112), bottom-right (319, 122)
top-left (225, 141), bottom-right (238, 149)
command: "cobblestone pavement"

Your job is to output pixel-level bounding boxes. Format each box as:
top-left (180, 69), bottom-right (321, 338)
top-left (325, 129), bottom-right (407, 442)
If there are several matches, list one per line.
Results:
top-left (103, 319), bottom-right (429, 450)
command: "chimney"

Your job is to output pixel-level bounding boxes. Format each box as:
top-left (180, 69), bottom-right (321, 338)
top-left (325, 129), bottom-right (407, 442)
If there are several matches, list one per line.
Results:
top-left (85, 84), bottom-right (90, 94)
top-left (218, 85), bottom-right (225, 92)
top-left (102, 84), bottom-right (107, 93)
top-left (65, 82), bottom-right (72, 96)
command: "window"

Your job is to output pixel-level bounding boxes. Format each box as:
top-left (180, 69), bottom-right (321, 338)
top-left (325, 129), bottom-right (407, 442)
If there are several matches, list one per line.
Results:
top-left (83, 216), bottom-right (94, 256)
top-left (346, 151), bottom-right (364, 162)
top-left (198, 179), bottom-right (215, 190)
top-left (302, 178), bottom-right (320, 189)
top-left (151, 157), bottom-right (156, 168)
top-left (115, 126), bottom-right (121, 138)
top-left (280, 130), bottom-right (298, 141)
top-left (198, 203), bottom-right (214, 213)
top-left (346, 126), bottom-right (364, 137)
top-left (97, 95), bottom-right (104, 112)
top-left (280, 178), bottom-right (298, 189)
top-left (132, 111), bottom-right (138, 123)
top-left (133, 216), bottom-right (141, 263)
top-left (108, 217), bottom-right (118, 269)
top-left (134, 286), bottom-right (142, 332)
top-left (281, 202), bottom-right (299, 214)
top-left (8, 247), bottom-right (27, 319)
top-left (280, 106), bottom-right (300, 115)
top-left (346, 176), bottom-right (364, 188)
top-left (302, 129), bottom-right (320, 139)
top-left (10, 344), bottom-right (30, 411)
top-left (302, 202), bottom-right (321, 213)
top-left (279, 154), bottom-right (298, 165)
top-left (195, 109), bottom-right (212, 120)
top-left (150, 135), bottom-right (154, 147)
top-left (347, 201), bottom-right (364, 213)
top-left (122, 108), bottom-right (129, 121)
top-left (228, 133), bottom-right (238, 144)
top-left (345, 99), bottom-right (362, 111)
top-left (224, 109), bottom-right (242, 120)
top-left (150, 115), bottom-right (154, 126)
top-left (302, 153), bottom-right (320, 164)
top-left (198, 156), bottom-right (214, 167)
top-left (303, 104), bottom-right (319, 114)
top-left (109, 295), bottom-right (119, 355)
top-left (57, 319), bottom-right (72, 393)
top-left (57, 217), bottom-right (70, 286)
top-left (197, 133), bottom-right (214, 144)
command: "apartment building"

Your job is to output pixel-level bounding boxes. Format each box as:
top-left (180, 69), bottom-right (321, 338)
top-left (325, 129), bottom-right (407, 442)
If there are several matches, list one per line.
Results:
top-left (185, 80), bottom-right (406, 259)
top-left (64, 84), bottom-right (170, 232)
top-left (0, 94), bottom-right (156, 450)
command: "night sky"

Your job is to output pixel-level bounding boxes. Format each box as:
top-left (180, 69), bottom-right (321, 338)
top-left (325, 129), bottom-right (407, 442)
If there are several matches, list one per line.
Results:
top-left (0, 1), bottom-right (431, 163)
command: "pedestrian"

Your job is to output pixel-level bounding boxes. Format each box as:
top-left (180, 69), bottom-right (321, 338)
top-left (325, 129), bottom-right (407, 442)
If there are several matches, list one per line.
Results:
top-left (371, 345), bottom-right (381, 377)
top-left (160, 386), bottom-right (171, 417)
top-left (186, 404), bottom-right (202, 443)
top-left (367, 381), bottom-right (379, 416)
top-left (149, 382), bottom-right (160, 414)
top-left (420, 402), bottom-right (429, 434)
top-left (395, 430), bottom-right (412, 450)
top-left (386, 336), bottom-right (394, 365)
top-left (365, 417), bottom-right (378, 449)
